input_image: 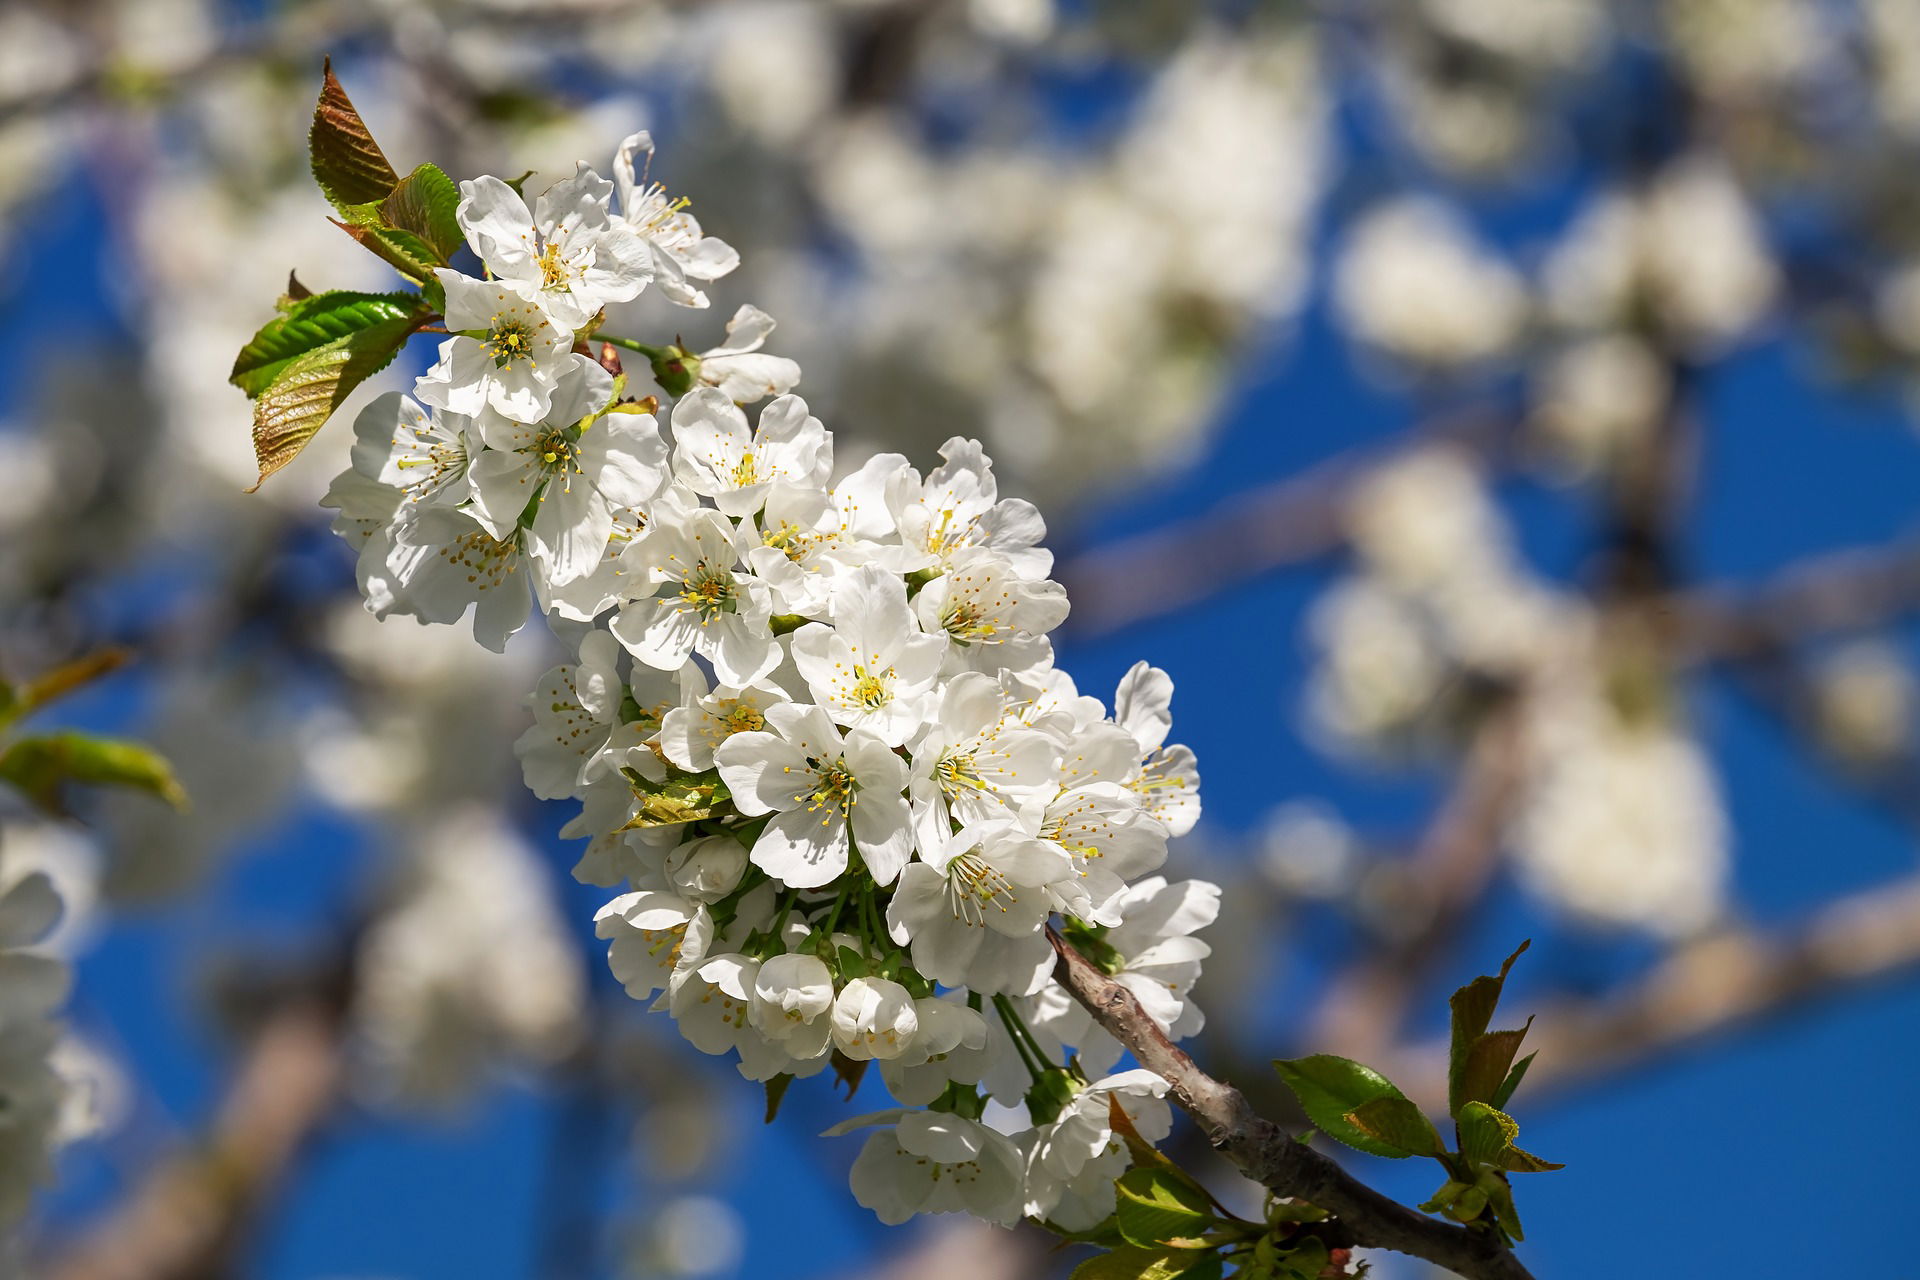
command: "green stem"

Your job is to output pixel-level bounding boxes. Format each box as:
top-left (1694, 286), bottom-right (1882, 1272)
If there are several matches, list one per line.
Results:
top-left (821, 879), bottom-right (855, 938)
top-left (992, 995), bottom-right (1048, 1084)
top-left (1002, 992), bottom-right (1054, 1070)
top-left (586, 330), bottom-right (661, 357)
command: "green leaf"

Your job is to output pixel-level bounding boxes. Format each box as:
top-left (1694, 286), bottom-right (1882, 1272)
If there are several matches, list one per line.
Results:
top-left (381, 163), bottom-right (465, 262)
top-left (1273, 1236), bottom-right (1329, 1280)
top-left (1115, 1168), bottom-right (1217, 1250)
top-left (245, 310), bottom-right (423, 489)
top-left (829, 1050), bottom-right (867, 1099)
top-left (1491, 1050), bottom-right (1536, 1111)
top-left (1070, 1245), bottom-right (1221, 1280)
top-left (1456, 1101), bottom-right (1563, 1174)
top-left (0, 649), bottom-right (129, 731)
top-left (618, 770), bottom-right (732, 829)
top-left (1343, 1096), bottom-right (1443, 1159)
top-left (1484, 1178), bottom-right (1525, 1241)
top-left (1447, 941), bottom-right (1530, 1116)
top-left (1499, 1145), bottom-right (1564, 1174)
top-left (1455, 1101), bottom-right (1521, 1167)
top-left (1419, 1178), bottom-right (1468, 1216)
top-left (835, 945), bottom-right (871, 980)
top-left (1454, 1019), bottom-right (1532, 1115)
top-left (763, 1073), bottom-right (792, 1124)
top-left (1272, 1055), bottom-right (1417, 1159)
top-left (310, 57), bottom-right (398, 210)
top-left (231, 291), bottom-right (425, 397)
top-left (0, 732), bottom-right (186, 815)
top-left (332, 221), bottom-right (444, 285)
top-left (1045, 1218), bottom-right (1131, 1250)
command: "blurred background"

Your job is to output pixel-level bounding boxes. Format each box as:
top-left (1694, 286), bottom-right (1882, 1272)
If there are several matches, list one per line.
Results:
top-left (4, 0), bottom-right (1920, 1276)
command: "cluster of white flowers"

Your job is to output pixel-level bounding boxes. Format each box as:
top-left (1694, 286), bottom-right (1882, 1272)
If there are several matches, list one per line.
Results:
top-left (1334, 197), bottom-right (1528, 373)
top-left (1541, 156), bottom-right (1778, 355)
top-left (321, 134), bottom-right (1211, 1231)
top-left (1307, 449), bottom-right (1731, 937)
top-left (351, 809), bottom-right (584, 1104)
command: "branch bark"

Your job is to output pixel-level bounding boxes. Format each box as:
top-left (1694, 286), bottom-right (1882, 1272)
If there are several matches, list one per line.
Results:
top-left (1664, 539), bottom-right (1920, 667)
top-left (1308, 692), bottom-right (1529, 1061)
top-left (1055, 410), bottom-right (1512, 640)
top-left (1048, 929), bottom-right (1534, 1280)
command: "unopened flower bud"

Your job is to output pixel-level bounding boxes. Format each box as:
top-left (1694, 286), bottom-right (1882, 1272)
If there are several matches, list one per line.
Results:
top-left (666, 835), bottom-right (748, 900)
top-left (650, 346), bottom-right (702, 397)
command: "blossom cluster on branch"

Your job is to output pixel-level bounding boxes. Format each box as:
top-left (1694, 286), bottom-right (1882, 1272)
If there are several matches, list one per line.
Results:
top-left (212, 65), bottom-right (1564, 1280)
top-left (310, 117), bottom-right (1222, 1236)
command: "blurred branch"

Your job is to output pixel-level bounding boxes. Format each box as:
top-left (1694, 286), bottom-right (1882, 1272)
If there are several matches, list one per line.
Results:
top-left (43, 962), bottom-right (351, 1280)
top-left (1055, 409), bottom-right (1513, 639)
top-left (1665, 539), bottom-right (1920, 666)
top-left (1307, 688), bottom-right (1529, 1061)
top-left (1380, 876), bottom-right (1920, 1109)
top-left (1048, 928), bottom-right (1536, 1280)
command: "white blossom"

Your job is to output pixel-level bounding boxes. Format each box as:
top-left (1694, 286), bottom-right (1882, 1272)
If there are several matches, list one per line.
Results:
top-left (669, 388), bottom-right (830, 518)
top-left (416, 274), bottom-right (577, 422)
top-left (691, 304), bottom-right (802, 403)
top-left (833, 1110), bottom-right (1025, 1226)
top-left (887, 823), bottom-right (1070, 995)
top-left (457, 167), bottom-right (651, 330)
top-left (714, 703), bottom-right (913, 887)
top-left (790, 566), bottom-right (946, 747)
top-left (612, 131), bottom-right (740, 308)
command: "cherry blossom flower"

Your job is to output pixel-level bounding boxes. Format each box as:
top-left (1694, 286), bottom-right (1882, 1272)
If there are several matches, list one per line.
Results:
top-left (713, 703), bottom-right (911, 887)
top-left (457, 167), bottom-right (651, 330)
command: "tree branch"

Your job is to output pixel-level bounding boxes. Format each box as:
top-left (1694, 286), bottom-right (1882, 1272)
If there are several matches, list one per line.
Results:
top-left (1664, 539), bottom-right (1920, 666)
top-left (1055, 410), bottom-right (1512, 639)
top-left (1048, 929), bottom-right (1534, 1280)
top-left (43, 965), bottom-right (351, 1280)
top-left (1308, 691), bottom-right (1529, 1061)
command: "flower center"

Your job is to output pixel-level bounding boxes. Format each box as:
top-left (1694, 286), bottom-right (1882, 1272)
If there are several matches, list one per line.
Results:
top-left (438, 527), bottom-right (519, 588)
top-left (762, 520), bottom-right (823, 564)
top-left (1041, 802), bottom-right (1103, 863)
top-left (678, 563), bottom-right (738, 622)
top-left (807, 759), bottom-right (858, 819)
top-left (391, 425), bottom-right (466, 501)
top-left (730, 450), bottom-right (760, 489)
top-left (946, 851), bottom-right (1017, 922)
top-left (534, 239), bottom-right (578, 290)
top-left (941, 599), bottom-right (998, 643)
top-left (631, 186), bottom-right (695, 241)
top-left (534, 426), bottom-right (579, 472)
top-left (488, 314), bottom-right (540, 369)
top-left (936, 751), bottom-right (990, 794)
top-left (925, 506), bottom-right (979, 558)
top-left (722, 703), bottom-right (765, 734)
top-left (848, 665), bottom-right (892, 710)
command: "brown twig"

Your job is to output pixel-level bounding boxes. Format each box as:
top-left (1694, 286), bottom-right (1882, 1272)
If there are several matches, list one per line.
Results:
top-left (1663, 539), bottom-right (1920, 666)
top-left (1048, 928), bottom-right (1536, 1280)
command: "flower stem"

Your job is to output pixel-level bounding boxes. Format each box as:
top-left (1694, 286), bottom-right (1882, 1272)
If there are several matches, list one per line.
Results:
top-left (821, 879), bottom-right (854, 937)
top-left (991, 994), bottom-right (1049, 1083)
top-left (586, 330), bottom-right (659, 356)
